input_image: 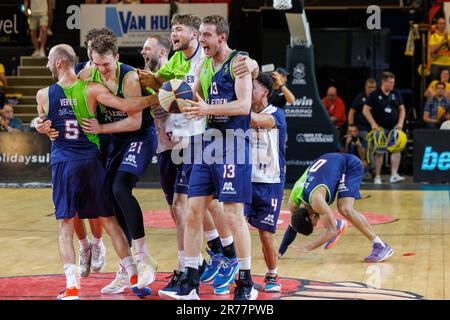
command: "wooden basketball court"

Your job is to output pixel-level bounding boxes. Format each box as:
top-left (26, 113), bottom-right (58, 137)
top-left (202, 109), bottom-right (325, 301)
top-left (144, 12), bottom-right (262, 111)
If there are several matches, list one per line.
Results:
top-left (0, 186), bottom-right (448, 299)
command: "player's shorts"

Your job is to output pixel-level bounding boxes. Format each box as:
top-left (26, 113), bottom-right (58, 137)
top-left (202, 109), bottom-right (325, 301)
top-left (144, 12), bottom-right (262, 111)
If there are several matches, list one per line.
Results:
top-left (51, 157), bottom-right (114, 220)
top-left (105, 135), bottom-right (156, 182)
top-left (244, 182), bottom-right (284, 233)
top-left (157, 149), bottom-right (179, 205)
top-left (188, 163), bottom-right (252, 203)
top-left (302, 153), bottom-right (363, 204)
top-left (28, 14), bottom-right (48, 30)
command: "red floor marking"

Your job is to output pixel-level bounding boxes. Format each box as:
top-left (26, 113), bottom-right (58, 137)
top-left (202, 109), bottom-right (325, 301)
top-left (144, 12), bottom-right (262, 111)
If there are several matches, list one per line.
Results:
top-left (0, 272), bottom-right (422, 300)
top-left (143, 209), bottom-right (397, 230)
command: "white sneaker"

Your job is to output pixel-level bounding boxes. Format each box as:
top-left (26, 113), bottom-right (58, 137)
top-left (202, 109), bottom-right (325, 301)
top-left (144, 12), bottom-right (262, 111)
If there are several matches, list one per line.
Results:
top-left (31, 50), bottom-right (40, 57)
top-left (91, 241), bottom-right (106, 273)
top-left (374, 176), bottom-right (382, 184)
top-left (136, 254), bottom-right (157, 288)
top-left (389, 174), bottom-right (405, 183)
top-left (78, 242), bottom-right (92, 278)
top-left (39, 48), bottom-right (46, 57)
top-left (101, 267), bottom-right (129, 294)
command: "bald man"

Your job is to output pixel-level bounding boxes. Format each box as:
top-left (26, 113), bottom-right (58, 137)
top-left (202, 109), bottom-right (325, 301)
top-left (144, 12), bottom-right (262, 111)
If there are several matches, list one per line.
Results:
top-left (36, 44), bottom-right (154, 300)
top-left (322, 86), bottom-right (347, 129)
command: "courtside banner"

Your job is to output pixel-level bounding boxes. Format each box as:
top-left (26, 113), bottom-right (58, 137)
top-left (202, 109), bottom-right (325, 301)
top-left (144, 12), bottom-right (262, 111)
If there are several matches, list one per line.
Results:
top-left (0, 132), bottom-right (51, 182)
top-left (0, 132), bottom-right (160, 184)
top-left (413, 129), bottom-right (450, 184)
top-left (80, 3), bottom-right (228, 47)
top-left (285, 45), bottom-right (338, 183)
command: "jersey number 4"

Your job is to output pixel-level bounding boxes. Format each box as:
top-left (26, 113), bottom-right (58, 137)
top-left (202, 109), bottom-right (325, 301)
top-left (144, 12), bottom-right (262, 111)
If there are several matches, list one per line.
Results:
top-left (65, 120), bottom-right (79, 139)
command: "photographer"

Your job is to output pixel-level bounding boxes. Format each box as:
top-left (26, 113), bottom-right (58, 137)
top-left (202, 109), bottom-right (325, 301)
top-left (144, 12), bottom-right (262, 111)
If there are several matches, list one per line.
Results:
top-left (269, 67), bottom-right (296, 108)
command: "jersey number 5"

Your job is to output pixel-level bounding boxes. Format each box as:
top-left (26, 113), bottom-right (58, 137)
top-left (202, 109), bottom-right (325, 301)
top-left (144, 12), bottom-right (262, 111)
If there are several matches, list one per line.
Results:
top-left (65, 120), bottom-right (79, 139)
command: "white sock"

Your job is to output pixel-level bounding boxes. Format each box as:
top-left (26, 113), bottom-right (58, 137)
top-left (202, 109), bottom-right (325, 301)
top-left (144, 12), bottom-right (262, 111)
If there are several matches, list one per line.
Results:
top-left (121, 256), bottom-right (136, 280)
top-left (178, 251), bottom-right (185, 272)
top-left (64, 263), bottom-right (79, 289)
top-left (268, 268), bottom-right (278, 275)
top-left (92, 236), bottom-right (102, 246)
top-left (78, 238), bottom-right (90, 250)
top-left (238, 256), bottom-right (251, 270)
top-left (220, 236), bottom-right (233, 247)
top-left (371, 237), bottom-right (385, 247)
top-left (198, 254), bottom-right (204, 267)
top-left (204, 229), bottom-right (220, 242)
top-left (133, 237), bottom-right (148, 260)
top-left (185, 256), bottom-right (199, 270)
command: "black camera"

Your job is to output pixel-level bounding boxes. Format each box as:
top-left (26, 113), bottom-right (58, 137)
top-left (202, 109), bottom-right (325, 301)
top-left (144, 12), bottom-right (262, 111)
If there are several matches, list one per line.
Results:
top-left (351, 136), bottom-right (358, 143)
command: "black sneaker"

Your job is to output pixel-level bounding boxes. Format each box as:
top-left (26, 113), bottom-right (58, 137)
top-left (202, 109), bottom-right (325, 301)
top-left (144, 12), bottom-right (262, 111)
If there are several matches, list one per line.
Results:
top-left (233, 279), bottom-right (258, 300)
top-left (158, 270), bottom-right (183, 293)
top-left (158, 272), bottom-right (199, 300)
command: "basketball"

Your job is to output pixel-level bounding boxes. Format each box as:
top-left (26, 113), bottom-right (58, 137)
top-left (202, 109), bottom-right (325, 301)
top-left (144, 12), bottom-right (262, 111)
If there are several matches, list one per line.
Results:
top-left (158, 79), bottom-right (193, 113)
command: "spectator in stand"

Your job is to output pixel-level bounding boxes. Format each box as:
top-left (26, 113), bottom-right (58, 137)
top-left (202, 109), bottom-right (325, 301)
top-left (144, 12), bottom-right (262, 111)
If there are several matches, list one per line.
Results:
top-left (440, 106), bottom-right (450, 129)
top-left (1, 104), bottom-right (24, 132)
top-left (348, 78), bottom-right (377, 138)
top-left (269, 67), bottom-right (296, 108)
top-left (423, 82), bottom-right (450, 129)
top-left (0, 62), bottom-right (7, 108)
top-left (24, 0), bottom-right (50, 57)
top-left (424, 68), bottom-right (450, 100)
top-left (363, 71), bottom-right (406, 184)
top-left (428, 17), bottom-right (450, 80)
top-left (341, 124), bottom-right (371, 180)
top-left (322, 86), bottom-right (347, 130)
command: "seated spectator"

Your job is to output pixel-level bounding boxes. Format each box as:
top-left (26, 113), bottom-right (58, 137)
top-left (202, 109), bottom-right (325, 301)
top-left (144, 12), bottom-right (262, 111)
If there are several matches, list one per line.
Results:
top-left (428, 17), bottom-right (450, 80)
top-left (424, 68), bottom-right (450, 99)
top-left (423, 82), bottom-right (449, 129)
top-left (348, 78), bottom-right (377, 137)
top-left (1, 104), bottom-right (24, 132)
top-left (268, 67), bottom-right (296, 108)
top-left (322, 86), bottom-right (347, 129)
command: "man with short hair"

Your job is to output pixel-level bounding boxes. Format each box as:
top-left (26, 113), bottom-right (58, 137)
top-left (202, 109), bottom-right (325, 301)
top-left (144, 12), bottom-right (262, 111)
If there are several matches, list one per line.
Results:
top-left (348, 78), bottom-right (377, 137)
top-left (429, 17), bottom-right (450, 80)
top-left (35, 44), bottom-right (155, 299)
top-left (24, 0), bottom-right (50, 57)
top-left (1, 104), bottom-right (23, 132)
top-left (322, 86), bottom-right (347, 130)
top-left (363, 71), bottom-right (406, 184)
top-left (245, 73), bottom-right (286, 292)
top-left (423, 81), bottom-right (449, 128)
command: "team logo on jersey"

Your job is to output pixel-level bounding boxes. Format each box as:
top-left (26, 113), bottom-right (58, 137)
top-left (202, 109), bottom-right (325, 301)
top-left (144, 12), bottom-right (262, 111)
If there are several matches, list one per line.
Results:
top-left (292, 63), bottom-right (306, 85)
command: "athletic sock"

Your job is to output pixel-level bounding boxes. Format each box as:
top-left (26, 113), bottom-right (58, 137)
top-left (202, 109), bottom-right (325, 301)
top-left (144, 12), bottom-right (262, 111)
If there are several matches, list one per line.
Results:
top-left (63, 263), bottom-right (79, 289)
top-left (121, 256), bottom-right (137, 280)
top-left (178, 250), bottom-right (185, 272)
top-left (279, 225), bottom-right (297, 256)
top-left (133, 237), bottom-right (148, 260)
top-left (92, 236), bottom-right (102, 246)
top-left (222, 243), bottom-right (236, 259)
top-left (371, 236), bottom-right (385, 247)
top-left (207, 236), bottom-right (223, 255)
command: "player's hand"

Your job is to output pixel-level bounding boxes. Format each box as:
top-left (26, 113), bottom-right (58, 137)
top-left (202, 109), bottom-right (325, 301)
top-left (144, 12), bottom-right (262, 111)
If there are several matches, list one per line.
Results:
top-left (371, 123), bottom-right (379, 130)
top-left (35, 115), bottom-right (53, 134)
top-left (137, 69), bottom-right (160, 90)
top-left (234, 56), bottom-right (258, 79)
top-left (185, 92), bottom-right (209, 119)
top-left (46, 128), bottom-right (59, 141)
top-left (271, 71), bottom-right (284, 86)
top-left (81, 118), bottom-right (102, 134)
top-left (395, 123), bottom-right (403, 130)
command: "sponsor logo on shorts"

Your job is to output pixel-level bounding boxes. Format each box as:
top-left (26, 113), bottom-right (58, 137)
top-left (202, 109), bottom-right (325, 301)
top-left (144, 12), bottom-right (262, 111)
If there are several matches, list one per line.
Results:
top-left (222, 182), bottom-right (236, 194)
top-left (262, 214), bottom-right (275, 226)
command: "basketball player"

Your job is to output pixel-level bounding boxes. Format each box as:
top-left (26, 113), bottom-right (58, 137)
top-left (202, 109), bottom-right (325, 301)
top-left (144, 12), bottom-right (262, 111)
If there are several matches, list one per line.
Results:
top-left (72, 27), bottom-right (118, 280)
top-left (36, 44), bottom-right (155, 299)
top-left (278, 153), bottom-right (394, 263)
top-left (245, 73), bottom-right (286, 292)
top-left (164, 15), bottom-right (257, 300)
top-left (138, 14), bottom-right (243, 296)
top-left (78, 34), bottom-right (158, 291)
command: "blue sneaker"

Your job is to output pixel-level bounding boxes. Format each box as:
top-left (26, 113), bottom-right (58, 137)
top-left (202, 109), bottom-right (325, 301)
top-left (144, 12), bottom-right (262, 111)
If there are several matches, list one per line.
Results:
top-left (365, 243), bottom-right (394, 263)
top-left (158, 270), bottom-right (183, 294)
top-left (264, 273), bottom-right (281, 292)
top-left (158, 273), bottom-right (200, 300)
top-left (324, 219), bottom-right (347, 250)
top-left (213, 257), bottom-right (239, 290)
top-left (200, 250), bottom-right (223, 283)
top-left (233, 279), bottom-right (258, 300)
top-left (132, 285), bottom-right (152, 298)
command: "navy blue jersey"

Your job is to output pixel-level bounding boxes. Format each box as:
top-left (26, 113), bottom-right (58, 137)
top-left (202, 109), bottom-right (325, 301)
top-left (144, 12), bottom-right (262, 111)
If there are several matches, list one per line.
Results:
top-left (93, 62), bottom-right (154, 142)
top-left (74, 61), bottom-right (88, 75)
top-left (46, 82), bottom-right (100, 164)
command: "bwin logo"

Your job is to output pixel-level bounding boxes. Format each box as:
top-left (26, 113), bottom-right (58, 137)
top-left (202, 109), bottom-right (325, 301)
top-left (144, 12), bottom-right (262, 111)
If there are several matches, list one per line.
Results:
top-left (421, 147), bottom-right (450, 171)
top-left (223, 182), bottom-right (235, 191)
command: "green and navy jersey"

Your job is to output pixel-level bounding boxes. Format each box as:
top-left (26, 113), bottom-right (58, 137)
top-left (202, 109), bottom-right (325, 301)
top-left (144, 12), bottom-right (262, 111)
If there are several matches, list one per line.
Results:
top-left (46, 80), bottom-right (100, 164)
top-left (199, 50), bottom-right (251, 133)
top-left (91, 62), bottom-right (154, 141)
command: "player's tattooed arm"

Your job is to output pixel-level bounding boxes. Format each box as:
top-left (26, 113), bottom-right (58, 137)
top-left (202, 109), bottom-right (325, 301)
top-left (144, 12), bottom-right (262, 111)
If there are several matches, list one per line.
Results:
top-left (35, 88), bottom-right (59, 140)
top-left (251, 112), bottom-right (276, 129)
top-left (303, 187), bottom-right (338, 252)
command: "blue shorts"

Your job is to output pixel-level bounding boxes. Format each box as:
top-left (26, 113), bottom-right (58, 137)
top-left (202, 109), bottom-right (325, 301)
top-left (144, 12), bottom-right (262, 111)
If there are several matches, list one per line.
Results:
top-left (302, 153), bottom-right (363, 204)
top-left (188, 163), bottom-right (252, 203)
top-left (244, 182), bottom-right (284, 233)
top-left (106, 135), bottom-right (156, 181)
top-left (51, 157), bottom-right (114, 220)
top-left (157, 150), bottom-right (190, 204)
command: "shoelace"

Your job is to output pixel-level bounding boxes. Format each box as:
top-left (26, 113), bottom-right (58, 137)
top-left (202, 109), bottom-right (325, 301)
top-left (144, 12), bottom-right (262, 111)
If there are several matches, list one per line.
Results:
top-left (165, 272), bottom-right (180, 285)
